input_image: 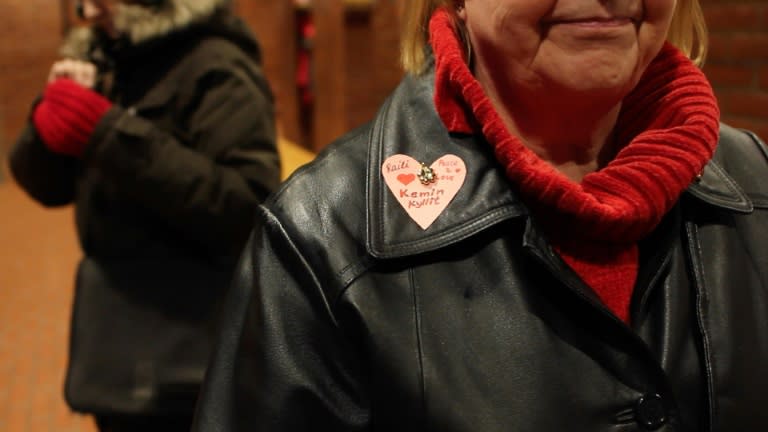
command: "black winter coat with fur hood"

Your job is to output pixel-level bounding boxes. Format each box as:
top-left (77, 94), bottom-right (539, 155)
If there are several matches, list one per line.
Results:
top-left (9, 0), bottom-right (280, 416)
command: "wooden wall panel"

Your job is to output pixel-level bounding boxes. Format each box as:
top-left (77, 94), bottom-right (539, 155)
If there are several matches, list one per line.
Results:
top-left (0, 0), bottom-right (63, 172)
top-left (370, 0), bottom-right (404, 111)
top-left (235, 0), bottom-right (302, 146)
top-left (344, 11), bottom-right (375, 131)
top-left (239, 0), bottom-right (404, 151)
top-left (312, 0), bottom-right (347, 150)
top-left (345, 1), bottom-right (403, 133)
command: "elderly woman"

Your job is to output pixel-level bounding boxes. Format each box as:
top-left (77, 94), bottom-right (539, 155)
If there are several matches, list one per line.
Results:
top-left (194, 0), bottom-right (768, 430)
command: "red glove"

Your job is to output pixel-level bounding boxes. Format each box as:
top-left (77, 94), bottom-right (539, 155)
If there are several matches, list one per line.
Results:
top-left (32, 79), bottom-right (112, 157)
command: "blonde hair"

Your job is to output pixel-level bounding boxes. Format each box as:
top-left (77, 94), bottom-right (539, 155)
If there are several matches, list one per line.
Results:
top-left (400, 0), bottom-right (708, 75)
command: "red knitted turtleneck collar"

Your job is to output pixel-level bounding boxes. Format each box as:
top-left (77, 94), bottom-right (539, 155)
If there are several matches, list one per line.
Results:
top-left (428, 8), bottom-right (720, 323)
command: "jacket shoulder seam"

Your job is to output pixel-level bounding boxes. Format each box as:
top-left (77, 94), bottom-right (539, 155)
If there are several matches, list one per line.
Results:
top-left (259, 205), bottom-right (342, 327)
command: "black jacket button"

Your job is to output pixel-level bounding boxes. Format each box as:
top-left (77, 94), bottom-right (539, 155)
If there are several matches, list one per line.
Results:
top-left (635, 393), bottom-right (667, 430)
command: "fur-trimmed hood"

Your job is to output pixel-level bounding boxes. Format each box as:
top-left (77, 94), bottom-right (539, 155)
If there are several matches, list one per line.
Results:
top-left (113, 0), bottom-right (230, 44)
top-left (60, 0), bottom-right (244, 60)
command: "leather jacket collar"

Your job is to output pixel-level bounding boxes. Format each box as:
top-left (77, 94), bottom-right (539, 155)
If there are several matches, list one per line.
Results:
top-left (365, 68), bottom-right (753, 259)
top-left (688, 157), bottom-right (753, 213)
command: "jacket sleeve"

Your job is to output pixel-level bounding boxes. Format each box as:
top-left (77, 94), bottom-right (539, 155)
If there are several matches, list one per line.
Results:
top-left (82, 61), bottom-right (280, 255)
top-left (193, 207), bottom-right (370, 431)
top-left (8, 118), bottom-right (79, 207)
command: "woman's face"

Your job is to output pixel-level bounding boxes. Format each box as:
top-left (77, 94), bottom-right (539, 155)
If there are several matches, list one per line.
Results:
top-left (458, 0), bottom-right (677, 102)
top-left (81, 0), bottom-right (119, 37)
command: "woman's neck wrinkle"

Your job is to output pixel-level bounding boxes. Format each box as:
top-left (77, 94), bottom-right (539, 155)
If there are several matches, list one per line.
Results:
top-left (501, 105), bottom-right (622, 182)
top-left (477, 69), bottom-right (623, 181)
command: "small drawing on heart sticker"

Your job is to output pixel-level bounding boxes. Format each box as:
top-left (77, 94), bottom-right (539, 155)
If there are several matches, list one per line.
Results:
top-left (382, 154), bottom-right (467, 229)
top-left (397, 173), bottom-right (416, 185)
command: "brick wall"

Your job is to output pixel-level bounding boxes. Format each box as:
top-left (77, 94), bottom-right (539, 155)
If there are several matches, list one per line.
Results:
top-left (702, 0), bottom-right (768, 139)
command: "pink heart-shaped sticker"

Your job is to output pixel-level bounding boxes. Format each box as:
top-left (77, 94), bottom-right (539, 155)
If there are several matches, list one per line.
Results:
top-left (382, 154), bottom-right (467, 229)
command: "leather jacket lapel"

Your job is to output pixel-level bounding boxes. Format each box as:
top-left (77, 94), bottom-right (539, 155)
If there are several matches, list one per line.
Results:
top-left (687, 163), bottom-right (752, 214)
top-left (366, 71), bottom-right (525, 259)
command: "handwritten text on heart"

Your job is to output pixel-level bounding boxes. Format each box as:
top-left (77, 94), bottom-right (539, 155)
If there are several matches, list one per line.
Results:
top-left (382, 154), bottom-right (466, 229)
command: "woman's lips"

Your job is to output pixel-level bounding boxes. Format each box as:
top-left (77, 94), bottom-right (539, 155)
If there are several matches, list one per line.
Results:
top-left (545, 16), bottom-right (636, 26)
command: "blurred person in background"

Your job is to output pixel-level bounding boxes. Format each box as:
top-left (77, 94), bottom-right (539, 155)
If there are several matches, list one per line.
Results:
top-left (193, 0), bottom-right (768, 430)
top-left (9, 0), bottom-right (280, 430)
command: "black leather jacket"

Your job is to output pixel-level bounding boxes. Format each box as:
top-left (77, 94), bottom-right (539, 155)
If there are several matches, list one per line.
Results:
top-left (194, 69), bottom-right (768, 431)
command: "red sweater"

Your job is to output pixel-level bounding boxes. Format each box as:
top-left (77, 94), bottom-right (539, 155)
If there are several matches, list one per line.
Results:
top-left (428, 9), bottom-right (720, 323)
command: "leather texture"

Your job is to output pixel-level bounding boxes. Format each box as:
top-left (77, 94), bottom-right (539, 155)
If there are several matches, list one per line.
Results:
top-left (194, 68), bottom-right (768, 432)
